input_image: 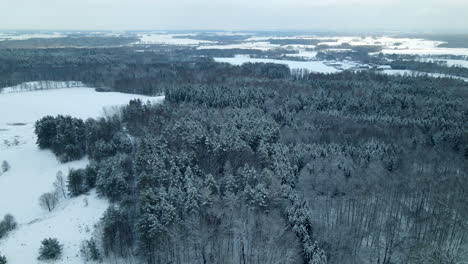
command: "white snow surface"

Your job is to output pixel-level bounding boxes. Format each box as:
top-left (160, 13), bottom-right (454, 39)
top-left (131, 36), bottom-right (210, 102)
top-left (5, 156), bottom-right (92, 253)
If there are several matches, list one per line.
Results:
top-left (1, 191), bottom-right (108, 264)
top-left (0, 86), bottom-right (164, 263)
top-left (284, 49), bottom-right (318, 59)
top-left (247, 35), bottom-right (468, 57)
top-left (380, 48), bottom-right (468, 56)
top-left (0, 33), bottom-right (66, 41)
top-left (214, 55), bottom-right (340, 73)
top-left (198, 41), bottom-right (280, 51)
top-left (419, 59), bottom-right (468, 69)
top-left (137, 33), bottom-right (215, 45)
top-left (380, 69), bottom-right (468, 82)
top-left (442, 59), bottom-right (468, 68)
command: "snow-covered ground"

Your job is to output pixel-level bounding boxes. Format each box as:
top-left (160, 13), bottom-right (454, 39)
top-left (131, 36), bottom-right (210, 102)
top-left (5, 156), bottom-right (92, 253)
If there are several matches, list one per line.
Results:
top-left (198, 41), bottom-right (280, 51)
top-left (0, 85), bottom-right (163, 263)
top-left (1, 191), bottom-right (108, 264)
top-left (0, 32), bottom-right (66, 41)
top-left (380, 69), bottom-right (468, 82)
top-left (284, 49), bottom-right (318, 59)
top-left (137, 33), bottom-right (215, 45)
top-left (442, 59), bottom-right (468, 68)
top-left (419, 59), bottom-right (468, 69)
top-left (245, 35), bottom-right (468, 57)
top-left (214, 55), bottom-right (340, 73)
top-left (208, 31), bottom-right (255, 36)
top-left (380, 48), bottom-right (468, 56)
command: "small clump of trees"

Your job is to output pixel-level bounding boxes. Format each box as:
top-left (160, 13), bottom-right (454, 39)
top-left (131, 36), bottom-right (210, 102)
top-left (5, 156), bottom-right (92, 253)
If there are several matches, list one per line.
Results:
top-left (67, 166), bottom-right (97, 197)
top-left (38, 192), bottom-right (59, 212)
top-left (38, 238), bottom-right (62, 260)
top-left (1, 160), bottom-right (10, 173)
top-left (38, 171), bottom-right (70, 212)
top-left (34, 115), bottom-right (86, 162)
top-left (0, 254), bottom-right (7, 264)
top-left (80, 239), bottom-right (101, 262)
top-left (0, 214), bottom-right (17, 240)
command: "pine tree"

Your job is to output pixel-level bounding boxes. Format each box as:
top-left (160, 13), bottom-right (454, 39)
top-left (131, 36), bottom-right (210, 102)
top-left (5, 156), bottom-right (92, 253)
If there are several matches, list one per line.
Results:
top-left (1, 161), bottom-right (10, 173)
top-left (67, 169), bottom-right (87, 196)
top-left (0, 214), bottom-right (17, 239)
top-left (183, 168), bottom-right (200, 216)
top-left (38, 238), bottom-right (62, 260)
top-left (0, 254), bottom-right (7, 264)
top-left (81, 239), bottom-right (101, 261)
top-left (204, 173), bottom-right (218, 195)
top-left (137, 188), bottom-right (176, 243)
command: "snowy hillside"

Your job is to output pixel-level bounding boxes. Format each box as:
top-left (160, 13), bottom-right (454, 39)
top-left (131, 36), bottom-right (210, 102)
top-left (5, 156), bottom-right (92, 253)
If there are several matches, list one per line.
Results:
top-left (0, 86), bottom-right (163, 263)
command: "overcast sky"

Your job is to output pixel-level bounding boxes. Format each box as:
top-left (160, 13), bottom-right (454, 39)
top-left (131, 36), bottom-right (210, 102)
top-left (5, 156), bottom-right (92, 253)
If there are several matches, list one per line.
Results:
top-left (1, 0), bottom-right (467, 32)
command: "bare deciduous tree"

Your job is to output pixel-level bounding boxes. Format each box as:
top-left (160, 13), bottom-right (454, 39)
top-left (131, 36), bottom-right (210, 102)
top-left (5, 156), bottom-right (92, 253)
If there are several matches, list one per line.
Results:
top-left (53, 171), bottom-right (67, 199)
top-left (39, 191), bottom-right (59, 212)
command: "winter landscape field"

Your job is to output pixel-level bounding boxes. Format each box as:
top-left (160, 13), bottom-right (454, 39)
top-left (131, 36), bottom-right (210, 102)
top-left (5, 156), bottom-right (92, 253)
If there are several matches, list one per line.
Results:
top-left (0, 0), bottom-right (467, 263)
top-left (0, 85), bottom-right (162, 263)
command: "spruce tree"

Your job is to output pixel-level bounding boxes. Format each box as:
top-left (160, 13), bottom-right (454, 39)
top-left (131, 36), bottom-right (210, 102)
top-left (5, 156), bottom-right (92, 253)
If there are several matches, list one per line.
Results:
top-left (38, 238), bottom-right (62, 260)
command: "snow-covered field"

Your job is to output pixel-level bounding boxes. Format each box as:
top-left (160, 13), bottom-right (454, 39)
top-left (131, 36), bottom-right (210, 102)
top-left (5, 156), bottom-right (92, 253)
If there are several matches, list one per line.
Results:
top-left (0, 85), bottom-right (163, 263)
top-left (442, 59), bottom-right (468, 68)
top-left (419, 59), bottom-right (468, 69)
top-left (380, 48), bottom-right (468, 56)
top-left (137, 33), bottom-right (214, 45)
top-left (380, 69), bottom-right (468, 82)
top-left (198, 41), bottom-right (280, 51)
top-left (214, 55), bottom-right (340, 73)
top-left (210, 35), bottom-right (468, 57)
top-left (284, 49), bottom-right (318, 59)
top-left (0, 32), bottom-right (66, 41)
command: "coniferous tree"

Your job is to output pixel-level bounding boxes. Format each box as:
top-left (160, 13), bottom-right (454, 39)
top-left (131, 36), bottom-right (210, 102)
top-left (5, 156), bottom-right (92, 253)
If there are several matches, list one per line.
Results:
top-left (0, 214), bottom-right (17, 239)
top-left (67, 169), bottom-right (88, 196)
top-left (1, 161), bottom-right (10, 173)
top-left (38, 238), bottom-right (62, 260)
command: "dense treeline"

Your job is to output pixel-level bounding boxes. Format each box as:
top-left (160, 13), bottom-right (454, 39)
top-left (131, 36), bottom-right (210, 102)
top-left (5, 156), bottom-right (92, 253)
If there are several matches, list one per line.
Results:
top-left (33, 53), bottom-right (468, 264)
top-left (389, 60), bottom-right (468, 78)
top-left (0, 47), bottom-right (291, 94)
top-left (0, 36), bottom-right (139, 49)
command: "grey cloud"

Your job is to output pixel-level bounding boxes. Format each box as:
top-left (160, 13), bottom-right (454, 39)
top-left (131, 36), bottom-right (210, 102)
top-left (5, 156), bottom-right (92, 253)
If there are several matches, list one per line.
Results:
top-left (0, 0), bottom-right (466, 32)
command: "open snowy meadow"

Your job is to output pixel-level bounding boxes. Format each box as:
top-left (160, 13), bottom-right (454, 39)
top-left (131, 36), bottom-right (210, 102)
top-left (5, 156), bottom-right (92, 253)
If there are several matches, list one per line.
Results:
top-left (0, 85), bottom-right (163, 263)
top-left (214, 54), bottom-right (340, 73)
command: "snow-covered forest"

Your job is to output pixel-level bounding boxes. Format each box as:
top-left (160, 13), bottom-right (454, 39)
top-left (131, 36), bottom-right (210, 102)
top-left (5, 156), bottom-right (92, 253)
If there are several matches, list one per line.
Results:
top-left (0, 31), bottom-right (467, 264)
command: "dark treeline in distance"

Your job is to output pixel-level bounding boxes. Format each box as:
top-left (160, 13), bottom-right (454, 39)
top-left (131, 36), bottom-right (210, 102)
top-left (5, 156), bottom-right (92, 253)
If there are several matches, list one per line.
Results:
top-left (31, 45), bottom-right (468, 264)
top-left (2, 44), bottom-right (467, 95)
top-left (0, 36), bottom-right (139, 49)
top-left (0, 47), bottom-right (290, 95)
